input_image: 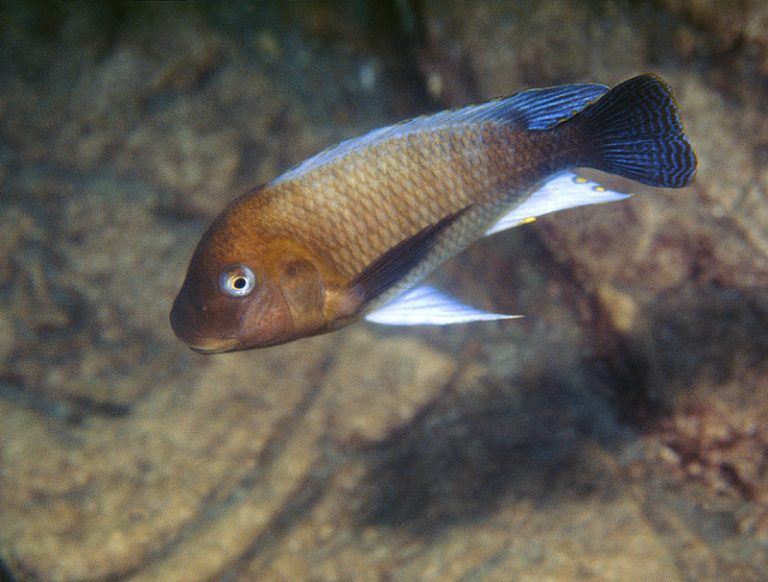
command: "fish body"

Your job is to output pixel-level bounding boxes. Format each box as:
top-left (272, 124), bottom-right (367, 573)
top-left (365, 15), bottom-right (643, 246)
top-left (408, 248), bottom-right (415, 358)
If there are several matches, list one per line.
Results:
top-left (171, 74), bottom-right (696, 352)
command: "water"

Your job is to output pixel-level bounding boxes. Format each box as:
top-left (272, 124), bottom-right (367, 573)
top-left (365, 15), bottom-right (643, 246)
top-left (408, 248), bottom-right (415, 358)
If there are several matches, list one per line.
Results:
top-left (1, 1), bottom-right (767, 580)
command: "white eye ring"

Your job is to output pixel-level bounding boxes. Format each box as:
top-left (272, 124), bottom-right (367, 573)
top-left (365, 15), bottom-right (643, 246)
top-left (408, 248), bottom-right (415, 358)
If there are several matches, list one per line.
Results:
top-left (220, 264), bottom-right (256, 297)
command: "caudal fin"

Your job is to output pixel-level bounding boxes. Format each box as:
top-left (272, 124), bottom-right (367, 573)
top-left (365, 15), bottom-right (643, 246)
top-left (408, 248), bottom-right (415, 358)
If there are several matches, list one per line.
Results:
top-left (571, 74), bottom-right (696, 188)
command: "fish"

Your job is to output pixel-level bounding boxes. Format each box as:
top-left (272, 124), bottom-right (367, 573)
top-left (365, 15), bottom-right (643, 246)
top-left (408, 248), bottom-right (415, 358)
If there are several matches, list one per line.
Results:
top-left (170, 74), bottom-right (696, 353)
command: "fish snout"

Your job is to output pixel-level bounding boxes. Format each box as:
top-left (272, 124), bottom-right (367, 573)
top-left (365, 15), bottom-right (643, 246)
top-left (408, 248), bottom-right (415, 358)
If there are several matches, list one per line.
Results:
top-left (170, 288), bottom-right (239, 354)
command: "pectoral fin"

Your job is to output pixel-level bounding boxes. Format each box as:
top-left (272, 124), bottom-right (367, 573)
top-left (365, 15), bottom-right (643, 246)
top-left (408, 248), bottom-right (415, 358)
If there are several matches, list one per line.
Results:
top-left (347, 208), bottom-right (471, 306)
top-left (365, 285), bottom-right (521, 326)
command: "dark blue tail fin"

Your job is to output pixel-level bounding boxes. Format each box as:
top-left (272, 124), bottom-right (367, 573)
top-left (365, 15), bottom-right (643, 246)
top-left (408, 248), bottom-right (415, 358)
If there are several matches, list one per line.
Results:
top-left (571, 74), bottom-right (696, 188)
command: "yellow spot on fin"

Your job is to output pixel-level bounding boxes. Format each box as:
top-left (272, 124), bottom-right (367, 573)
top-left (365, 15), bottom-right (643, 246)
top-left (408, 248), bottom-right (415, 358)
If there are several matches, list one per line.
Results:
top-left (484, 172), bottom-right (631, 237)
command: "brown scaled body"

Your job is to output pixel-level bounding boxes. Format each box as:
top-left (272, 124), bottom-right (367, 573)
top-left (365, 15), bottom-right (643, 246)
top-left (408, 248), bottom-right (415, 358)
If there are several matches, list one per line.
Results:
top-left (170, 75), bottom-right (696, 352)
top-left (172, 124), bottom-right (566, 352)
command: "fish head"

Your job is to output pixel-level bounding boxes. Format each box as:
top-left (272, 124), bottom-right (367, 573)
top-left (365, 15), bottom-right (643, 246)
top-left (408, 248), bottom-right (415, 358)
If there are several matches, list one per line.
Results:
top-left (170, 215), bottom-right (333, 352)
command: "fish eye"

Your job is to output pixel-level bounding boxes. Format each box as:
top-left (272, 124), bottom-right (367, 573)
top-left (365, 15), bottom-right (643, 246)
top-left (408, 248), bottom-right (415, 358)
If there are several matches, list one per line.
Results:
top-left (220, 264), bottom-right (256, 297)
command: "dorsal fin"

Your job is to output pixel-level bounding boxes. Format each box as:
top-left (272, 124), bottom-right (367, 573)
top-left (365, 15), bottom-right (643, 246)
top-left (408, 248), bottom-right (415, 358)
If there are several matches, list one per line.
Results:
top-left (273, 83), bottom-right (609, 184)
top-left (500, 82), bottom-right (609, 129)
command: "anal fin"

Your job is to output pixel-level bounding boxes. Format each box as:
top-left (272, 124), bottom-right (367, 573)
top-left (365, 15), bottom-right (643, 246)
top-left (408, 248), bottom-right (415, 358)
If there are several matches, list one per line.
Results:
top-left (485, 171), bottom-right (632, 236)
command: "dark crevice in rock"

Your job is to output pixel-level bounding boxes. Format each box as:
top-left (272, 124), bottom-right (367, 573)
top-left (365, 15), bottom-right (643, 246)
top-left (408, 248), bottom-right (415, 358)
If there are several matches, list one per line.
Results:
top-left (357, 373), bottom-right (622, 529)
top-left (0, 378), bottom-right (130, 424)
top-left (240, 352), bottom-right (337, 489)
top-left (526, 227), bottom-right (661, 430)
top-left (219, 461), bottom-right (335, 581)
top-left (0, 558), bottom-right (18, 582)
top-left (646, 287), bottom-right (768, 403)
top-left (104, 352), bottom-right (337, 580)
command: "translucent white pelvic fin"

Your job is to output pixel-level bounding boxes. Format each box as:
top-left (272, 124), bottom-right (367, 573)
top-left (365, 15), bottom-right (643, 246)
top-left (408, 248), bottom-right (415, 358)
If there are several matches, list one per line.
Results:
top-left (485, 171), bottom-right (632, 236)
top-left (365, 285), bottom-right (521, 326)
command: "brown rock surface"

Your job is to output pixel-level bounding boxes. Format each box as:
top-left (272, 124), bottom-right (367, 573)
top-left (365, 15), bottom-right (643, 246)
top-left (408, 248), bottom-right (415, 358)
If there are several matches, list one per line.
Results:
top-left (1, 1), bottom-right (767, 581)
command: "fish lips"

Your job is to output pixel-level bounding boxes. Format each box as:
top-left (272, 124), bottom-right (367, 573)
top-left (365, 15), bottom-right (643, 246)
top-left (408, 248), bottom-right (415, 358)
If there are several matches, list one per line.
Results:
top-left (169, 286), bottom-right (240, 354)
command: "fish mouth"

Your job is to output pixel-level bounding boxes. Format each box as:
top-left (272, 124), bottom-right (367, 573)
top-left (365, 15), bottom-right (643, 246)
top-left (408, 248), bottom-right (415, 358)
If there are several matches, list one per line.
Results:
top-left (187, 337), bottom-right (240, 354)
top-left (170, 291), bottom-right (241, 354)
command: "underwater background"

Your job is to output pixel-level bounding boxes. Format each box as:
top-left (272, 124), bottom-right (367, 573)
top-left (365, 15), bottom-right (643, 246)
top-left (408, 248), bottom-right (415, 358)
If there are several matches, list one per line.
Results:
top-left (1, 1), bottom-right (768, 580)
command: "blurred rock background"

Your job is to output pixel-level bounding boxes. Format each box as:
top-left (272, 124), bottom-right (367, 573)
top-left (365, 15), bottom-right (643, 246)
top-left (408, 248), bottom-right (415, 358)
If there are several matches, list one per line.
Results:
top-left (1, 1), bottom-right (767, 580)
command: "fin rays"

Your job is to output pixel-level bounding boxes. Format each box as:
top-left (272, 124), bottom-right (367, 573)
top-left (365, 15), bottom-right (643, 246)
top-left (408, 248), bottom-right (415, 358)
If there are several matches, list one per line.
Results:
top-left (365, 285), bottom-right (520, 326)
top-left (485, 172), bottom-right (631, 236)
top-left (572, 74), bottom-right (697, 187)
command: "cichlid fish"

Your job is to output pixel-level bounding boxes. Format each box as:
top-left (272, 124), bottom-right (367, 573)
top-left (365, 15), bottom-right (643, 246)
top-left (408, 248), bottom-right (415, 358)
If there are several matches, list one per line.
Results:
top-left (170, 74), bottom-right (696, 352)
